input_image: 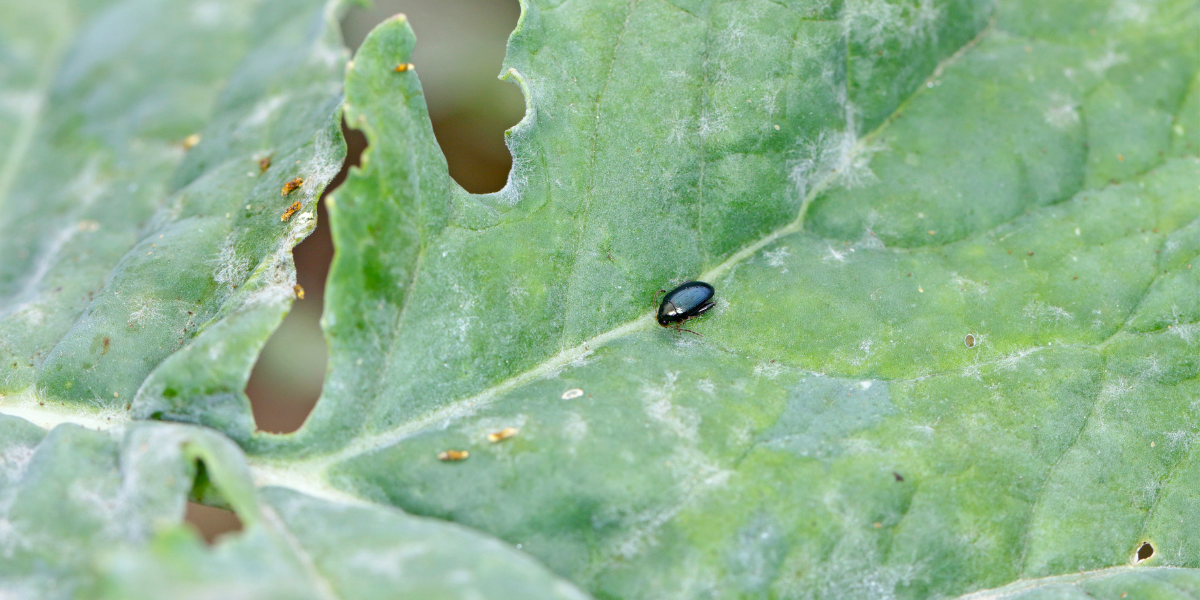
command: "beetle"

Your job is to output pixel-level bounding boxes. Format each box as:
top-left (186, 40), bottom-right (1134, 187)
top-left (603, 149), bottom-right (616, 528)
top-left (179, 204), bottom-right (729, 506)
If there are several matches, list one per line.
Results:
top-left (654, 281), bottom-right (715, 336)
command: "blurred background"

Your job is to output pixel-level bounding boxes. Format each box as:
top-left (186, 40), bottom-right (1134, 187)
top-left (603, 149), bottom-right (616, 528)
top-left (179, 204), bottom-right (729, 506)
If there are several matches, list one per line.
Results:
top-left (187, 0), bottom-right (524, 541)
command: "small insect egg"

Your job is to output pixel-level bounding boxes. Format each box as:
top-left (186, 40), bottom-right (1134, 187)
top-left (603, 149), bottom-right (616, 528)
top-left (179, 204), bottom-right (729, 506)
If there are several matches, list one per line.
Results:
top-left (437, 450), bottom-right (469, 461)
top-left (964, 334), bottom-right (976, 348)
top-left (281, 200), bottom-right (301, 222)
top-left (487, 427), bottom-right (519, 443)
top-left (282, 177), bottom-right (304, 196)
top-left (182, 133), bottom-right (201, 149)
top-left (561, 388), bottom-right (584, 400)
top-left (394, 63), bottom-right (414, 72)
top-left (294, 284), bottom-right (305, 300)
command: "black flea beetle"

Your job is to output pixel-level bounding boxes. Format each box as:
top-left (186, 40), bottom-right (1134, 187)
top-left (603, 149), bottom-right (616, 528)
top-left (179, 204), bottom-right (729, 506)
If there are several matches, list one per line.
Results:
top-left (654, 281), bottom-right (715, 335)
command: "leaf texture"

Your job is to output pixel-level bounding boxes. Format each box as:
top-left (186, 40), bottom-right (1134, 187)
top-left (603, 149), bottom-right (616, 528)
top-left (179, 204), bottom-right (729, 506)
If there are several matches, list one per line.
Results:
top-left (292, 0), bottom-right (1200, 597)
top-left (1, 0), bottom-right (1199, 597)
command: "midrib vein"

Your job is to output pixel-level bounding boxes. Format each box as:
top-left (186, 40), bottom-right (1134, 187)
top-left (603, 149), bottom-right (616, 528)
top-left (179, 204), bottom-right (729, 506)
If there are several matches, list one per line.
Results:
top-left (284, 16), bottom-right (996, 475)
top-left (1, 14), bottom-right (995, 502)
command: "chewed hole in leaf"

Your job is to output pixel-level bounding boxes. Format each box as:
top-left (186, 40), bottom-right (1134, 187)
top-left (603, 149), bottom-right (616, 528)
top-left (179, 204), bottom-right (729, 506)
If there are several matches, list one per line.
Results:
top-left (339, 0), bottom-right (523, 193)
top-left (184, 502), bottom-right (243, 545)
top-left (247, 197), bottom-right (336, 434)
top-left (183, 459), bottom-right (243, 544)
top-left (1135, 541), bottom-right (1155, 563)
top-left (248, 1), bottom-right (527, 433)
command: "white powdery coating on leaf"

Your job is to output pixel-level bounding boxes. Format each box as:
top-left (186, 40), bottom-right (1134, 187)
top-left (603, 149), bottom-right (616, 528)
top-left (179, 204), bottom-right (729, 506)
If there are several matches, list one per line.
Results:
top-left (843, 0), bottom-right (942, 51)
top-left (346, 544), bottom-right (431, 579)
top-left (0, 443), bottom-right (36, 559)
top-left (823, 243), bottom-right (849, 262)
top-left (241, 94), bottom-right (288, 129)
top-left (211, 233), bottom-right (250, 289)
top-left (561, 412), bottom-right (589, 450)
top-left (763, 246), bottom-right (791, 269)
top-left (641, 371), bottom-right (700, 441)
top-left (789, 130), bottom-right (883, 201)
top-left (995, 346), bottom-right (1045, 371)
top-left (308, 130), bottom-right (345, 195)
top-left (1023, 300), bottom-right (1074, 324)
top-left (0, 446), bottom-right (34, 485)
top-left (1044, 92), bottom-right (1081, 129)
top-left (752, 361), bottom-right (785, 380)
top-left (1170, 322), bottom-right (1199, 345)
top-left (950, 273), bottom-right (989, 295)
top-left (3, 158), bottom-right (109, 309)
top-left (5, 302), bottom-right (45, 327)
top-left (1099, 376), bottom-right (1135, 405)
top-left (67, 479), bottom-right (124, 540)
top-left (606, 447), bottom-right (731, 561)
top-left (1085, 47), bottom-right (1130, 75)
top-left (1165, 430), bottom-right (1194, 451)
top-left (127, 299), bottom-right (163, 328)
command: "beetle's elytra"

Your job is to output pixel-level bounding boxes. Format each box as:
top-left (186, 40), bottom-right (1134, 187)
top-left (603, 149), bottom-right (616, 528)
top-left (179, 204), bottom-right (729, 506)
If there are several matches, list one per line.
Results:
top-left (655, 281), bottom-right (715, 335)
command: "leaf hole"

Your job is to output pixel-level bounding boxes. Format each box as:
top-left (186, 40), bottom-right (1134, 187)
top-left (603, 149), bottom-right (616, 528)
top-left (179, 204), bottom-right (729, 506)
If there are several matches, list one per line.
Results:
top-left (1135, 541), bottom-right (1154, 563)
top-left (247, 114), bottom-right (363, 433)
top-left (183, 459), bottom-right (243, 544)
top-left (246, 188), bottom-right (337, 434)
top-left (184, 502), bottom-right (243, 545)
top-left (247, 0), bottom-right (524, 433)
top-left (341, 0), bottom-right (524, 193)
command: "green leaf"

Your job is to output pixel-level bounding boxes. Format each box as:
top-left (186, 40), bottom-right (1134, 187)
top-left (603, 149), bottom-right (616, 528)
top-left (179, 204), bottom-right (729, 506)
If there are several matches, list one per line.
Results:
top-left (272, 1), bottom-right (1198, 598)
top-left (0, 0), bottom-right (347, 442)
top-left (954, 567), bottom-right (1200, 599)
top-left (0, 415), bottom-right (587, 599)
top-left (3, 0), bottom-right (1200, 597)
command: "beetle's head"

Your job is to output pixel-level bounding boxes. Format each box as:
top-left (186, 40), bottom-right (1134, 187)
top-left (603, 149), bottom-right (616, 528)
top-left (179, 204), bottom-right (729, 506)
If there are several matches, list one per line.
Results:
top-left (656, 302), bottom-right (679, 327)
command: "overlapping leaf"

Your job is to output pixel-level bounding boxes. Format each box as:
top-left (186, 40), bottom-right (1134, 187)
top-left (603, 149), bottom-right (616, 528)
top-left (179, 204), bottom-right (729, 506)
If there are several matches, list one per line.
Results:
top-left (0, 0), bottom-right (346, 443)
top-left (0, 0), bottom-right (588, 598)
top-left (0, 415), bottom-right (586, 599)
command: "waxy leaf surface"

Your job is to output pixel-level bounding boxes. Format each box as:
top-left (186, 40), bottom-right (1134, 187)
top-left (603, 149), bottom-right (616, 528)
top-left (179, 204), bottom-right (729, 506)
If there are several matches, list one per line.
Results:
top-left (2, 0), bottom-right (1199, 597)
top-left (297, 0), bottom-right (1200, 598)
top-left (0, 0), bottom-right (588, 598)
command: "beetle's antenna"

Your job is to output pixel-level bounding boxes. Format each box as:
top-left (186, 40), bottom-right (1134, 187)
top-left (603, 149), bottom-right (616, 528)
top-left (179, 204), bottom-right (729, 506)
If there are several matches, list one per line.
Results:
top-left (652, 289), bottom-right (667, 307)
top-left (674, 324), bottom-right (703, 337)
